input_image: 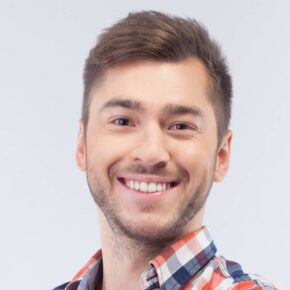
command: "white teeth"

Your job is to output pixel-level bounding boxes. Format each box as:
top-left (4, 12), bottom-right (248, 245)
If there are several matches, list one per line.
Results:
top-left (124, 179), bottom-right (174, 193)
top-left (140, 182), bottom-right (148, 192)
top-left (148, 183), bottom-right (157, 193)
top-left (134, 181), bottom-right (140, 190)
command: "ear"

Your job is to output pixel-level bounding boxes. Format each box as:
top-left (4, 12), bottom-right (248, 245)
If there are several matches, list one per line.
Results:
top-left (214, 130), bottom-right (232, 182)
top-left (76, 121), bottom-right (87, 171)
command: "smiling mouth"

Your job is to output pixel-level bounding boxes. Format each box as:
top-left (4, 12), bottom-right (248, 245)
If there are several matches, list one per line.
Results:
top-left (118, 177), bottom-right (179, 193)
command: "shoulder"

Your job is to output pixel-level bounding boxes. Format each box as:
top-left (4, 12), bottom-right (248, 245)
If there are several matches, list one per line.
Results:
top-left (51, 282), bottom-right (69, 290)
top-left (212, 256), bottom-right (277, 289)
top-left (184, 255), bottom-right (277, 290)
top-left (51, 281), bottom-right (80, 290)
top-left (51, 250), bottom-right (102, 290)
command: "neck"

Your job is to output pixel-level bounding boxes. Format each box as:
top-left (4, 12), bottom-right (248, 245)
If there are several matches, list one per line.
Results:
top-left (99, 214), bottom-right (152, 290)
top-left (98, 209), bottom-right (205, 290)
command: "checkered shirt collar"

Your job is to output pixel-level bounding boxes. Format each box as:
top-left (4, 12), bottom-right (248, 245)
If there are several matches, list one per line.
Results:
top-left (141, 226), bottom-right (217, 290)
top-left (65, 226), bottom-right (216, 290)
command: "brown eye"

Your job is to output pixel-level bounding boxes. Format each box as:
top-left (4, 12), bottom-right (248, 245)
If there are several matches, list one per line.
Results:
top-left (113, 118), bottom-right (130, 126)
top-left (172, 123), bottom-right (191, 130)
top-left (176, 123), bottom-right (187, 130)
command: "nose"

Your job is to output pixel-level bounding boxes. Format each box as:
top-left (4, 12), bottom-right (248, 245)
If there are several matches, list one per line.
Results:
top-left (131, 123), bottom-right (170, 167)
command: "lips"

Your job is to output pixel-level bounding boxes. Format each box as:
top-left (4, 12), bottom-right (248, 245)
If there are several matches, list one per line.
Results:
top-left (118, 177), bottom-right (179, 193)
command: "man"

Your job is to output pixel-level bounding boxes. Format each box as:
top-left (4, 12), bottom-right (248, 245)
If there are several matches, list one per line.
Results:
top-left (54, 11), bottom-right (276, 290)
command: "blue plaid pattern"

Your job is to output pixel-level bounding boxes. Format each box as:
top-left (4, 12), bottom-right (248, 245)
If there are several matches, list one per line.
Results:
top-left (53, 226), bottom-right (277, 290)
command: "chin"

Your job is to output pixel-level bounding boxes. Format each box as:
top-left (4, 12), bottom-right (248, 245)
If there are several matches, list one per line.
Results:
top-left (109, 213), bottom-right (184, 245)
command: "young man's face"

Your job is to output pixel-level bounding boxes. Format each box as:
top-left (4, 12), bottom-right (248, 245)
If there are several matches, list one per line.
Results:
top-left (76, 58), bottom-right (231, 244)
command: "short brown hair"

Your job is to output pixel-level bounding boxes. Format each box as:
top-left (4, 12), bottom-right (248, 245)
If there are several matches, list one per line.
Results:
top-left (82, 11), bottom-right (232, 143)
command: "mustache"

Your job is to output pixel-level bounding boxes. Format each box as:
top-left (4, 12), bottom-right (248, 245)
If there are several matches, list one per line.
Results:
top-left (111, 162), bottom-right (188, 180)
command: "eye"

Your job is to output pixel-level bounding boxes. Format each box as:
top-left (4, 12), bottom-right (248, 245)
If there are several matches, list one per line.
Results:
top-left (112, 117), bottom-right (131, 126)
top-left (170, 123), bottom-right (195, 130)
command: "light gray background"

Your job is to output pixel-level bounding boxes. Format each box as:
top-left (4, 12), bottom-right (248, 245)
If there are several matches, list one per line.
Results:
top-left (0, 1), bottom-right (289, 289)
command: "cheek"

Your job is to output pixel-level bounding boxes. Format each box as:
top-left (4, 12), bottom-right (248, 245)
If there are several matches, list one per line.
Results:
top-left (86, 133), bottom-right (134, 174)
top-left (172, 141), bottom-right (215, 174)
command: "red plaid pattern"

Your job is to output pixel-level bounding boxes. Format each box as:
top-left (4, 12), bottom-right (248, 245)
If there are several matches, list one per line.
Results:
top-left (53, 227), bottom-right (277, 290)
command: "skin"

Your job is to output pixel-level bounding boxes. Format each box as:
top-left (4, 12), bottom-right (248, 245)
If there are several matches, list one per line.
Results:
top-left (76, 58), bottom-right (232, 290)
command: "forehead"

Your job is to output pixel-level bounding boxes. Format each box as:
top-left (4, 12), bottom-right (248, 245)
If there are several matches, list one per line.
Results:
top-left (89, 58), bottom-right (214, 116)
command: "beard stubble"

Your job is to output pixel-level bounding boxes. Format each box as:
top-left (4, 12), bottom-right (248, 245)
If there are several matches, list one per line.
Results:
top-left (86, 161), bottom-right (215, 252)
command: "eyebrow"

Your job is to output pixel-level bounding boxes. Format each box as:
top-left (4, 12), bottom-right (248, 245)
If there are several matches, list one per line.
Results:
top-left (164, 104), bottom-right (205, 120)
top-left (99, 97), bottom-right (205, 120)
top-left (99, 98), bottom-right (143, 112)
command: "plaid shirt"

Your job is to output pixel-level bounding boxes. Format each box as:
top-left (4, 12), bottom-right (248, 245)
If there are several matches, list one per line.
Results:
top-left (53, 226), bottom-right (277, 290)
